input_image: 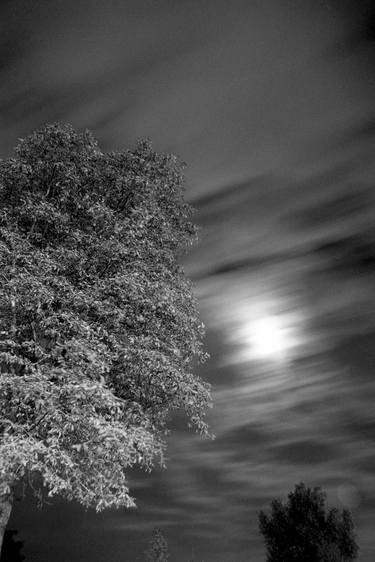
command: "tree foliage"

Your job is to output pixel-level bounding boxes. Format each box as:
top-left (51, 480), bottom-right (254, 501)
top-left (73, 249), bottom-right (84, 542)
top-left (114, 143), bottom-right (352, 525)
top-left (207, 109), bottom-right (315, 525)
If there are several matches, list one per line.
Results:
top-left (144, 528), bottom-right (169, 562)
top-left (0, 123), bottom-right (211, 511)
top-left (258, 483), bottom-right (358, 562)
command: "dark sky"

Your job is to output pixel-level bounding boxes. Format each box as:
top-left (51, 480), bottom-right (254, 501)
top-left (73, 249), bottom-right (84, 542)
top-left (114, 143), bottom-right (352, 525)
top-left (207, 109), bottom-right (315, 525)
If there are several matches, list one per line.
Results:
top-left (2, 1), bottom-right (375, 560)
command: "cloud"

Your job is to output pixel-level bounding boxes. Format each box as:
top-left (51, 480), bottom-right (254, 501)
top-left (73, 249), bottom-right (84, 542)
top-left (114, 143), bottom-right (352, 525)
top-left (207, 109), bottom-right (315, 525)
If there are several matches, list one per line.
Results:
top-left (3, 1), bottom-right (375, 560)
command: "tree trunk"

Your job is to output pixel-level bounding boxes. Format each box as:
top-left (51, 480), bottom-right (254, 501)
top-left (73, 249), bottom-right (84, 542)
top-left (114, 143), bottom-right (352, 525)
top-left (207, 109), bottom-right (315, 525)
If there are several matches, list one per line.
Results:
top-left (0, 494), bottom-right (13, 558)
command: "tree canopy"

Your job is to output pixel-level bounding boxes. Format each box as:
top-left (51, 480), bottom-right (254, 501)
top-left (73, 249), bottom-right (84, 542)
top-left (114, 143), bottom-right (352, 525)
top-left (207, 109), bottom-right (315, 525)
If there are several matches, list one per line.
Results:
top-left (258, 482), bottom-right (358, 562)
top-left (0, 123), bottom-right (211, 514)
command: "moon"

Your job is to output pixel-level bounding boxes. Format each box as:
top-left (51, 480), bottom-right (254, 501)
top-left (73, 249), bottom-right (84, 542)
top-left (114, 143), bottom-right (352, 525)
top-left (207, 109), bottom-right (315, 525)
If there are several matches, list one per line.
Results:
top-left (248, 314), bottom-right (296, 362)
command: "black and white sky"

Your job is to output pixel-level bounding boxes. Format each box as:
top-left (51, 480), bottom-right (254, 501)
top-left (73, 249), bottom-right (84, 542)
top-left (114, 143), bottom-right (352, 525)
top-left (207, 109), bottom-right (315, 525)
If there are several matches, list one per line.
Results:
top-left (1, 1), bottom-right (375, 560)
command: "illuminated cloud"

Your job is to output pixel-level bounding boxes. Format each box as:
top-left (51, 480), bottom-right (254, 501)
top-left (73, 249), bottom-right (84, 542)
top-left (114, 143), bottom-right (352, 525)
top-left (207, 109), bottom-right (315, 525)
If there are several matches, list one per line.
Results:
top-left (2, 0), bottom-right (375, 560)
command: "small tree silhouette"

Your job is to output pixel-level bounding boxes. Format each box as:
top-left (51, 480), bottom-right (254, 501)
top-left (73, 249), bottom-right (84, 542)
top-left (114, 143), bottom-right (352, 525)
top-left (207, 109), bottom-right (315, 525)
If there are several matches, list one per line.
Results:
top-left (1, 530), bottom-right (25, 562)
top-left (258, 482), bottom-right (358, 561)
top-left (144, 528), bottom-right (169, 562)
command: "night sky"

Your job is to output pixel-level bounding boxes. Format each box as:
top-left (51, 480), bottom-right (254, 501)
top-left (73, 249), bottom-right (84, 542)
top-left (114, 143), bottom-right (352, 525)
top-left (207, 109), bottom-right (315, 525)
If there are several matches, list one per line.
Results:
top-left (1, 1), bottom-right (375, 560)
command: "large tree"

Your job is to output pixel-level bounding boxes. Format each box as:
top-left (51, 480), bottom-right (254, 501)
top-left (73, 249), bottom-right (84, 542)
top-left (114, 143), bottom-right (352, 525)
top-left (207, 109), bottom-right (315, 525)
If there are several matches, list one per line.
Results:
top-left (0, 124), bottom-right (211, 552)
top-left (258, 482), bottom-right (358, 562)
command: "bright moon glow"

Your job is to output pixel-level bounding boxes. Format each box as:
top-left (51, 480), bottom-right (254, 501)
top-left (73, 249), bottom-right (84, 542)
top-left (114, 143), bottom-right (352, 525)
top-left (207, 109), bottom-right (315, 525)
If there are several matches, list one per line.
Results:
top-left (248, 315), bottom-right (295, 361)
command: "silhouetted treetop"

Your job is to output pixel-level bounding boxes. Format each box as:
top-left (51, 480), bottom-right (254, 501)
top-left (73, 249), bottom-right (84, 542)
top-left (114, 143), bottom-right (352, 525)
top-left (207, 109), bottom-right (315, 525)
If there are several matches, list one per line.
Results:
top-left (258, 482), bottom-right (358, 562)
